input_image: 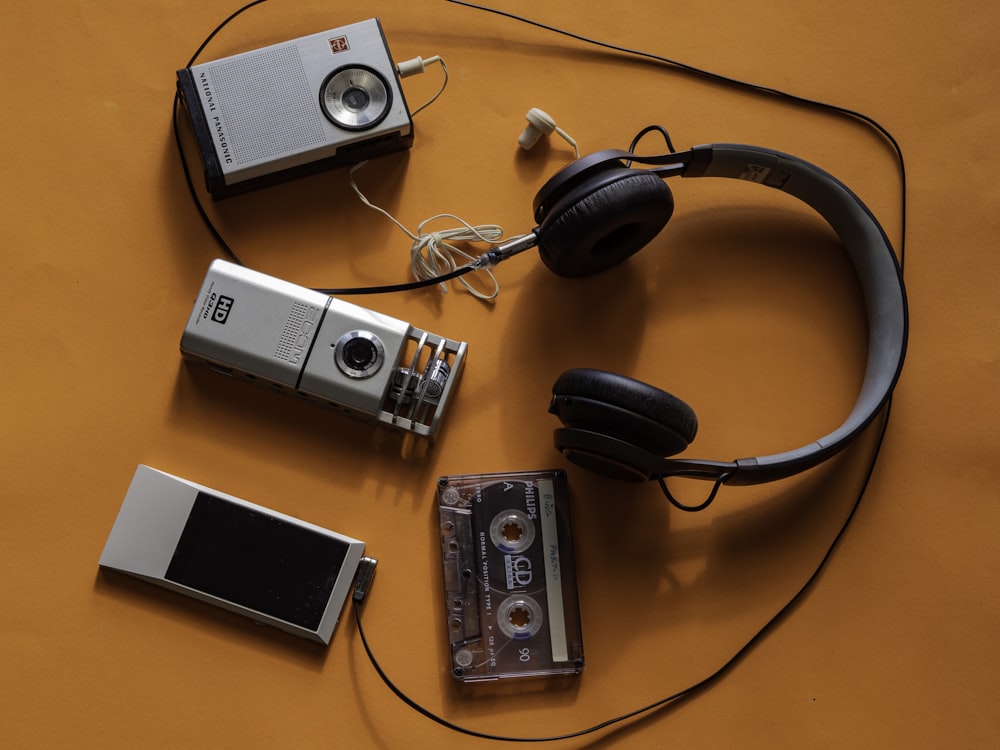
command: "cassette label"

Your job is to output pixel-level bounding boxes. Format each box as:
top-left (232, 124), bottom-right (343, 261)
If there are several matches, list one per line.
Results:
top-left (438, 470), bottom-right (584, 682)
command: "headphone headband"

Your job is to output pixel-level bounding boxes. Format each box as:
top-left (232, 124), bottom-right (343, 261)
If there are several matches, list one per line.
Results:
top-left (539, 144), bottom-right (908, 486)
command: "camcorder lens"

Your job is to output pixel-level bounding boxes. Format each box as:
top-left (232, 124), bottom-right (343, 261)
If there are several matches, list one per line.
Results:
top-left (343, 338), bottom-right (377, 368)
top-left (334, 331), bottom-right (385, 378)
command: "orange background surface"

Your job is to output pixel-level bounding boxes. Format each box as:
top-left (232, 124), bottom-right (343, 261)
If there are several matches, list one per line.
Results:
top-left (3, 0), bottom-right (998, 747)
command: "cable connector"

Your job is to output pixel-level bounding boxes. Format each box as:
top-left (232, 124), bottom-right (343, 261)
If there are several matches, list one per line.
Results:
top-left (396, 55), bottom-right (443, 78)
top-left (353, 556), bottom-right (379, 603)
top-left (474, 232), bottom-right (539, 269)
top-left (395, 56), bottom-right (448, 117)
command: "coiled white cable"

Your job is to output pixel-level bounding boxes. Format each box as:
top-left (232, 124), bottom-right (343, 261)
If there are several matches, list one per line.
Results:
top-left (348, 54), bottom-right (536, 300)
top-left (350, 162), bottom-right (527, 300)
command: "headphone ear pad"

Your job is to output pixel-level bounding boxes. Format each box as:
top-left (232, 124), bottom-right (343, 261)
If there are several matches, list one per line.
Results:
top-left (549, 368), bottom-right (698, 458)
top-left (538, 170), bottom-right (674, 278)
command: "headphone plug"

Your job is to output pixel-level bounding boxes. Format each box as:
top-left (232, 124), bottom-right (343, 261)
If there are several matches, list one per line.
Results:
top-left (353, 557), bottom-right (379, 604)
top-left (475, 232), bottom-right (539, 269)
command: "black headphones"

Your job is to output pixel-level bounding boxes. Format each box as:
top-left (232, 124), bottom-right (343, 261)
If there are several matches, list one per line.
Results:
top-left (524, 144), bottom-right (908, 492)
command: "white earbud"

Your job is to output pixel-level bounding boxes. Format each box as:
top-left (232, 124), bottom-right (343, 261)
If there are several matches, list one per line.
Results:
top-left (517, 108), bottom-right (580, 157)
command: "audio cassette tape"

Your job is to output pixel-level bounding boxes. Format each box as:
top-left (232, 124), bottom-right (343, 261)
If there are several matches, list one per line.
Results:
top-left (437, 470), bottom-right (584, 682)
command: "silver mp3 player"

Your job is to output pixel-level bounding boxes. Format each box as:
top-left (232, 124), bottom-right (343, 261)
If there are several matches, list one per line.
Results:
top-left (99, 465), bottom-right (367, 644)
top-left (176, 19), bottom-right (414, 197)
top-left (180, 260), bottom-right (468, 439)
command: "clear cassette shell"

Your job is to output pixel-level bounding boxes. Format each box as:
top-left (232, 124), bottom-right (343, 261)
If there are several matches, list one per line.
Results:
top-left (437, 469), bottom-right (584, 682)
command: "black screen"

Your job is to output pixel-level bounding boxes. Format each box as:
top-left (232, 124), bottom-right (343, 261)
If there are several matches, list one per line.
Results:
top-left (165, 492), bottom-right (350, 631)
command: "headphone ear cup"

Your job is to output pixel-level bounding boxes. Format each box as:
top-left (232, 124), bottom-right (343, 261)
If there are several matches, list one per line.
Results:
top-left (537, 169), bottom-right (674, 278)
top-left (549, 368), bottom-right (697, 480)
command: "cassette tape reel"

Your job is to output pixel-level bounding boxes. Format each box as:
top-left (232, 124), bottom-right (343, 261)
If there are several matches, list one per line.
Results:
top-left (437, 470), bottom-right (584, 682)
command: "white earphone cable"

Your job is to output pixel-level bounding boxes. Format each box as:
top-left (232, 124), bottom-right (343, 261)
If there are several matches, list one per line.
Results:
top-left (344, 54), bottom-right (515, 300)
top-left (348, 161), bottom-right (521, 300)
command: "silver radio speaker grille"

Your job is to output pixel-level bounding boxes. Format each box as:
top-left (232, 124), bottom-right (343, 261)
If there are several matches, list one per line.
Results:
top-left (208, 46), bottom-right (328, 165)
